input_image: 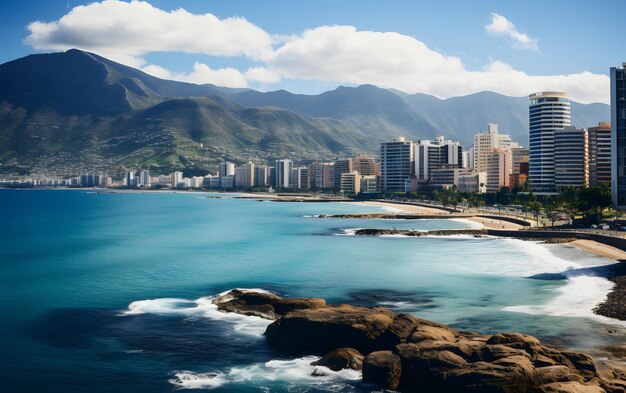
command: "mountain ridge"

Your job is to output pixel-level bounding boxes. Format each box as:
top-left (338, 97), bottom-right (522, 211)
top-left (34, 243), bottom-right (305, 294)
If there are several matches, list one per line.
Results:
top-left (0, 49), bottom-right (611, 175)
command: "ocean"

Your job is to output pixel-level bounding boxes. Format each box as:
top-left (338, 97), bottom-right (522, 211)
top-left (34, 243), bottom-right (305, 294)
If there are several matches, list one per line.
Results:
top-left (0, 189), bottom-right (623, 392)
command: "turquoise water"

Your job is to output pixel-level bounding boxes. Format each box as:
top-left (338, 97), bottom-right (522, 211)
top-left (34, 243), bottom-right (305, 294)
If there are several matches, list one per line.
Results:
top-left (0, 189), bottom-right (623, 392)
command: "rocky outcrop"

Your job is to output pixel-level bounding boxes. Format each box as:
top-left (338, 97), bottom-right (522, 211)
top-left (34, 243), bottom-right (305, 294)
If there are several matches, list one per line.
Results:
top-left (212, 289), bottom-right (326, 320)
top-left (311, 347), bottom-right (364, 371)
top-left (594, 276), bottom-right (626, 321)
top-left (214, 290), bottom-right (625, 392)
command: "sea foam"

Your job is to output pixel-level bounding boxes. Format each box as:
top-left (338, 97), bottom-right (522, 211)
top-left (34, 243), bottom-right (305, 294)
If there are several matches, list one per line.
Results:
top-left (504, 276), bottom-right (625, 327)
top-left (169, 356), bottom-right (361, 390)
top-left (121, 288), bottom-right (275, 336)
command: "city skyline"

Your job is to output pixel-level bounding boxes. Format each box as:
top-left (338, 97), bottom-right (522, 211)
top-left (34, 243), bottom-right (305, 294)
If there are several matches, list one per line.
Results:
top-left (1, 0), bottom-right (623, 103)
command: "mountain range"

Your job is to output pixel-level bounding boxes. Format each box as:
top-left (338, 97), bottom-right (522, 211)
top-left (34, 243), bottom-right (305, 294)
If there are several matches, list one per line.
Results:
top-left (0, 49), bottom-right (610, 176)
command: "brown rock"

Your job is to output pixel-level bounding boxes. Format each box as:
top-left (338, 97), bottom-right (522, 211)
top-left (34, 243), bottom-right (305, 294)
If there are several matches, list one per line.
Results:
top-left (408, 324), bottom-right (457, 343)
top-left (377, 313), bottom-right (419, 347)
top-left (212, 290), bottom-right (326, 320)
top-left (487, 332), bottom-right (541, 353)
top-left (273, 298), bottom-right (326, 315)
top-left (535, 354), bottom-right (559, 368)
top-left (311, 348), bottom-right (364, 371)
top-left (481, 344), bottom-right (531, 362)
top-left (265, 304), bottom-right (395, 354)
top-left (562, 352), bottom-right (599, 377)
top-left (362, 350), bottom-right (402, 390)
top-left (539, 381), bottom-right (607, 393)
top-left (535, 366), bottom-right (585, 384)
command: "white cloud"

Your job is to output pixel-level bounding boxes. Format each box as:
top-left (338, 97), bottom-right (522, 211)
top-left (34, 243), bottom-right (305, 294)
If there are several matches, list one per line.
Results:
top-left (25, 0), bottom-right (272, 67)
top-left (244, 67), bottom-right (281, 84)
top-left (24, 2), bottom-right (609, 103)
top-left (142, 62), bottom-right (249, 88)
top-left (263, 25), bottom-right (608, 103)
top-left (485, 13), bottom-right (539, 52)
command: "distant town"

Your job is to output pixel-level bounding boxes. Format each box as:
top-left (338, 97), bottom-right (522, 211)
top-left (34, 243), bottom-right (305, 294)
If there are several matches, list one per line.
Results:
top-left (2, 65), bottom-right (624, 210)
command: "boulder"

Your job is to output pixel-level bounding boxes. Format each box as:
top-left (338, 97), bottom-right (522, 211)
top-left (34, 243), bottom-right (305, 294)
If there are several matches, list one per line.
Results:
top-left (408, 323), bottom-right (457, 343)
top-left (362, 350), bottom-right (402, 390)
top-left (212, 290), bottom-right (326, 320)
top-left (311, 348), bottom-right (364, 371)
top-left (212, 290), bottom-right (618, 393)
top-left (539, 382), bottom-right (607, 393)
top-left (265, 304), bottom-right (395, 354)
top-left (376, 313), bottom-right (419, 347)
top-left (535, 366), bottom-right (585, 384)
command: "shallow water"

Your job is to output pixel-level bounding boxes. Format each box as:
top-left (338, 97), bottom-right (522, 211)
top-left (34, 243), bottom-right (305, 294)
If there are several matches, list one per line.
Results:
top-left (0, 189), bottom-right (623, 392)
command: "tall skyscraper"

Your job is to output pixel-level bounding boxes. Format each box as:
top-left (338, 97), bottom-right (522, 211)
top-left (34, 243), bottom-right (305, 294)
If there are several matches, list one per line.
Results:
top-left (528, 92), bottom-right (571, 194)
top-left (275, 159), bottom-right (292, 189)
top-left (554, 127), bottom-right (588, 189)
top-left (588, 122), bottom-right (611, 187)
top-left (380, 137), bottom-right (413, 192)
top-left (612, 64), bottom-right (626, 208)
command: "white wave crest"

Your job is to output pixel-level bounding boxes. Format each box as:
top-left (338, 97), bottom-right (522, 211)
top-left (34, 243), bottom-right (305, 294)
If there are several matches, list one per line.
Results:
top-left (120, 288), bottom-right (275, 336)
top-left (504, 276), bottom-right (625, 327)
top-left (169, 356), bottom-right (361, 390)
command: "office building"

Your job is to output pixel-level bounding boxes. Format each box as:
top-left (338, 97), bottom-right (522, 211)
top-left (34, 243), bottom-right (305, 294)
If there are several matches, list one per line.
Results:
top-left (235, 162), bottom-right (255, 188)
top-left (472, 123), bottom-right (516, 173)
top-left (486, 148), bottom-right (512, 193)
top-left (340, 172), bottom-right (361, 194)
top-left (380, 137), bottom-right (414, 192)
top-left (554, 127), bottom-right (588, 189)
top-left (414, 136), bottom-right (463, 182)
top-left (353, 155), bottom-right (378, 176)
top-left (309, 162), bottom-right (335, 189)
top-left (334, 158), bottom-right (353, 189)
top-left (612, 64), bottom-right (626, 207)
top-left (275, 159), bottom-right (292, 189)
top-left (588, 122), bottom-right (612, 187)
top-left (254, 165), bottom-right (269, 187)
top-left (218, 162), bottom-right (235, 177)
top-left (529, 91), bottom-right (571, 194)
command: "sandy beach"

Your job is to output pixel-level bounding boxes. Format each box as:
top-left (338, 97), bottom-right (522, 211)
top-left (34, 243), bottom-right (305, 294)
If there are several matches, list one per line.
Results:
top-left (567, 239), bottom-right (626, 261)
top-left (343, 200), bottom-right (449, 215)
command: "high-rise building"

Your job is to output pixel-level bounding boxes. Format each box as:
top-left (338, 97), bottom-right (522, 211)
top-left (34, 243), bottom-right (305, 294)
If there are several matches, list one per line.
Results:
top-left (472, 124), bottom-right (516, 173)
top-left (612, 64), bottom-right (626, 207)
top-left (275, 159), bottom-right (292, 189)
top-left (296, 166), bottom-right (309, 189)
top-left (529, 91), bottom-right (571, 194)
top-left (353, 155), bottom-right (377, 176)
top-left (137, 170), bottom-right (150, 188)
top-left (511, 147), bottom-right (529, 175)
top-left (414, 136), bottom-right (463, 182)
top-left (340, 172), bottom-right (361, 194)
top-left (309, 162), bottom-right (335, 189)
top-left (486, 148), bottom-right (512, 193)
top-left (554, 127), bottom-right (588, 189)
top-left (218, 162), bottom-right (235, 177)
top-left (254, 165), bottom-right (269, 187)
top-left (380, 137), bottom-right (413, 192)
top-left (171, 171), bottom-right (184, 188)
top-left (334, 158), bottom-right (353, 189)
top-left (588, 122), bottom-right (611, 187)
top-left (235, 162), bottom-right (255, 188)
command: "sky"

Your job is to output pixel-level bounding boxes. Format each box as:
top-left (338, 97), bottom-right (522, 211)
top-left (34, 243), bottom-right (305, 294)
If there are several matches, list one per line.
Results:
top-left (0, 0), bottom-right (623, 103)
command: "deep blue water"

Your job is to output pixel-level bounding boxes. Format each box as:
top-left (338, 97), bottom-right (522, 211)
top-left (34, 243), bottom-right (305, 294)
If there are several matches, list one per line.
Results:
top-left (0, 189), bottom-right (623, 392)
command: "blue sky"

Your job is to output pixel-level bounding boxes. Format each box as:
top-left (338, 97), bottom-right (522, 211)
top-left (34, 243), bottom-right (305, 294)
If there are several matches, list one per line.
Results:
top-left (1, 0), bottom-right (622, 103)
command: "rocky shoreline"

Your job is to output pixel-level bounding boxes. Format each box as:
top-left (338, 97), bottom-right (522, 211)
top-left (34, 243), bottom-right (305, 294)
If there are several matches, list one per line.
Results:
top-left (594, 276), bottom-right (626, 321)
top-left (213, 289), bottom-right (625, 392)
